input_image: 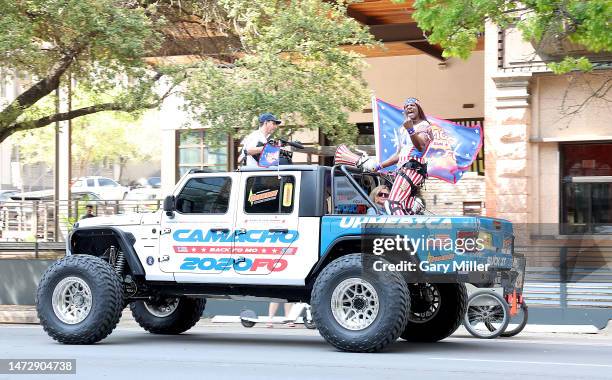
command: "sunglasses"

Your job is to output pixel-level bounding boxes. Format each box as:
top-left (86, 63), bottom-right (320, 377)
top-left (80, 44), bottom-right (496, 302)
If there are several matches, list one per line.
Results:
top-left (377, 192), bottom-right (389, 198)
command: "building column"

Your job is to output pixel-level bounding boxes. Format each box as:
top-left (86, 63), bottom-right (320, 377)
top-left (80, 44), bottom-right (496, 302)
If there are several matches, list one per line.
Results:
top-left (160, 128), bottom-right (177, 195)
top-left (484, 74), bottom-right (532, 223)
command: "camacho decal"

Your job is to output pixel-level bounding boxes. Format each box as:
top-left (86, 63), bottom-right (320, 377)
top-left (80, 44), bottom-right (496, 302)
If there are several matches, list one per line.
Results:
top-left (248, 188), bottom-right (279, 205)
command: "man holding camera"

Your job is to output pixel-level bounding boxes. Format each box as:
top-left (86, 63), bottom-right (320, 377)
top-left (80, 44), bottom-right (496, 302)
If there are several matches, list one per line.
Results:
top-left (238, 113), bottom-right (282, 167)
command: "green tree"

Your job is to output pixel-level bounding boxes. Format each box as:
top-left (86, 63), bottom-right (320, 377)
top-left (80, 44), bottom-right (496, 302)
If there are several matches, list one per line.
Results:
top-left (409, 0), bottom-right (611, 73)
top-left (15, 109), bottom-right (161, 179)
top-left (0, 0), bottom-right (374, 145)
top-left (182, 0), bottom-right (374, 143)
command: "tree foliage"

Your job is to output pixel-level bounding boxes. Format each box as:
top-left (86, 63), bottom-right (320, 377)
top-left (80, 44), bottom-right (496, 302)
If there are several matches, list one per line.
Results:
top-left (0, 0), bottom-right (374, 145)
top-left (14, 102), bottom-right (161, 178)
top-left (409, 0), bottom-right (611, 73)
top-left (183, 0), bottom-right (373, 143)
top-left (0, 0), bottom-right (170, 142)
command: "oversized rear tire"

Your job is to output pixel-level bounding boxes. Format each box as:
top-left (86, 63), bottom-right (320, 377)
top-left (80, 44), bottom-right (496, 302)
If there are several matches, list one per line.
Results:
top-left (311, 253), bottom-right (410, 352)
top-left (400, 283), bottom-right (467, 342)
top-left (36, 255), bottom-right (125, 344)
top-left (130, 297), bottom-right (205, 334)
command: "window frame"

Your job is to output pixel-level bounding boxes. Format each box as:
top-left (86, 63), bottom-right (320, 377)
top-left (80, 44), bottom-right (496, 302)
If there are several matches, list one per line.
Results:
top-left (560, 141), bottom-right (612, 235)
top-left (174, 176), bottom-right (233, 216)
top-left (98, 178), bottom-right (117, 187)
top-left (242, 174), bottom-right (296, 215)
top-left (176, 129), bottom-right (229, 177)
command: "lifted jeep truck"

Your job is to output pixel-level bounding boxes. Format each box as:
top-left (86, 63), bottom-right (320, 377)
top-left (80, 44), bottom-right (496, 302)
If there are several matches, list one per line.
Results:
top-left (36, 165), bottom-right (517, 352)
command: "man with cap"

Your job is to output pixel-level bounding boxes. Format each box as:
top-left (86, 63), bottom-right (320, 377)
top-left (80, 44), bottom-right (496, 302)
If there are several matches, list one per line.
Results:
top-left (370, 97), bottom-right (433, 215)
top-left (238, 113), bottom-right (282, 167)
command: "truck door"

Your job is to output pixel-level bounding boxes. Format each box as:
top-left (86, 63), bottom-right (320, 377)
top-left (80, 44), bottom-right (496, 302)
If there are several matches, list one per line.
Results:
top-left (231, 172), bottom-right (300, 277)
top-left (158, 173), bottom-right (238, 275)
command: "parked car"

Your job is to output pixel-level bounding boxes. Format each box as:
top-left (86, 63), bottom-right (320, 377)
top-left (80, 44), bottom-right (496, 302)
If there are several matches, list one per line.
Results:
top-left (71, 176), bottom-right (128, 200)
top-left (8, 190), bottom-right (103, 202)
top-left (144, 176), bottom-right (161, 188)
top-left (0, 190), bottom-right (18, 204)
top-left (129, 176), bottom-right (161, 190)
top-left (121, 187), bottom-right (162, 213)
top-left (124, 187), bottom-right (162, 201)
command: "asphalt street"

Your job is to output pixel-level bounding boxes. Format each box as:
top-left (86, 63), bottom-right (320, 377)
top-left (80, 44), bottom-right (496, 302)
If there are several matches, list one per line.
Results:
top-left (1, 321), bottom-right (612, 380)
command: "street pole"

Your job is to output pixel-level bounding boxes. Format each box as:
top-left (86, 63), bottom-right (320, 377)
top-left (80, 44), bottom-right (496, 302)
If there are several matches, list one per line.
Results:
top-left (53, 76), bottom-right (72, 242)
top-left (54, 88), bottom-right (59, 240)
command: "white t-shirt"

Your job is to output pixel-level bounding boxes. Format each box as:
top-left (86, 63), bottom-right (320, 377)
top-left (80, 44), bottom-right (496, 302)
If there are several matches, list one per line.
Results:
top-left (239, 129), bottom-right (269, 167)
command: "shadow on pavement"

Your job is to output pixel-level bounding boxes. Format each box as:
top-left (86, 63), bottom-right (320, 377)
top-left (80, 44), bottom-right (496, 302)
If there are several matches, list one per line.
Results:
top-left (96, 329), bottom-right (527, 355)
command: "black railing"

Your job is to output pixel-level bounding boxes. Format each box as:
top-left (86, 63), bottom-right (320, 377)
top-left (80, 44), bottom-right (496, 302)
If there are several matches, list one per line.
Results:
top-left (0, 199), bottom-right (161, 244)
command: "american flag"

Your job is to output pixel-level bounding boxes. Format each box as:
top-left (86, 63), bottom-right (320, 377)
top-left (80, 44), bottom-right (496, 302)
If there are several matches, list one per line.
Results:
top-left (372, 97), bottom-right (483, 184)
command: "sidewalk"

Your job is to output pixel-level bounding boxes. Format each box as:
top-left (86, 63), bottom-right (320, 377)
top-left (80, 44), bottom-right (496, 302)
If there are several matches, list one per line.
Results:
top-left (1, 304), bottom-right (609, 335)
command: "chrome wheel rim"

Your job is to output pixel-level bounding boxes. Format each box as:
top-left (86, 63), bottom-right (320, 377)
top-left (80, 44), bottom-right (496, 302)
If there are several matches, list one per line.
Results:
top-left (52, 276), bottom-right (93, 325)
top-left (465, 294), bottom-right (507, 338)
top-left (331, 278), bottom-right (379, 331)
top-left (409, 283), bottom-right (441, 323)
top-left (144, 298), bottom-right (180, 317)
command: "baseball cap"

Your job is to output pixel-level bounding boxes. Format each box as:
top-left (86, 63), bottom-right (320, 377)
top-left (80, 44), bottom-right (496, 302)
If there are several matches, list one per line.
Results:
top-left (259, 113), bottom-right (282, 125)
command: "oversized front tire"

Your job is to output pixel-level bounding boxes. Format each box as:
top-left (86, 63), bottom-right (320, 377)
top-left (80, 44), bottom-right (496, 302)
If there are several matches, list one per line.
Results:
top-left (400, 283), bottom-right (467, 342)
top-left (311, 253), bottom-right (410, 352)
top-left (36, 255), bottom-right (125, 344)
top-left (130, 297), bottom-right (205, 334)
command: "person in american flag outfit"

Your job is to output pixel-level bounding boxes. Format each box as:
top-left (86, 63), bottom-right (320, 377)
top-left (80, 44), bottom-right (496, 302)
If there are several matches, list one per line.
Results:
top-left (372, 97), bottom-right (433, 215)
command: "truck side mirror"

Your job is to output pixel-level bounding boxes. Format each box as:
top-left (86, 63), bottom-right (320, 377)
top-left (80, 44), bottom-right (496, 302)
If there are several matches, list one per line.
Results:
top-left (163, 195), bottom-right (176, 216)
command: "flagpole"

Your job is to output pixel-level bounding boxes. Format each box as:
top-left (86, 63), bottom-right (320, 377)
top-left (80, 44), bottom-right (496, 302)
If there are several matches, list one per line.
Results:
top-left (371, 95), bottom-right (381, 162)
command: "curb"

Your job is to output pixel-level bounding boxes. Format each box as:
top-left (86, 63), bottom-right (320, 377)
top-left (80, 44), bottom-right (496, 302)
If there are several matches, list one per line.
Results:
top-left (0, 306), bottom-right (136, 325)
top-left (0, 306), bottom-right (608, 335)
top-left (0, 306), bottom-right (38, 324)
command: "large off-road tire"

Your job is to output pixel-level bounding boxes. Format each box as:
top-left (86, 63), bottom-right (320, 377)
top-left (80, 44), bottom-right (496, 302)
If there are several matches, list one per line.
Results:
top-left (130, 297), bottom-right (205, 334)
top-left (311, 253), bottom-right (410, 352)
top-left (400, 283), bottom-right (467, 342)
top-left (36, 255), bottom-right (125, 344)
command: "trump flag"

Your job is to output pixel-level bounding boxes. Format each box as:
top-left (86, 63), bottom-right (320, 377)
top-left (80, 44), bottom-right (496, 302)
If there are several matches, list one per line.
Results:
top-left (258, 143), bottom-right (280, 167)
top-left (372, 98), bottom-right (483, 184)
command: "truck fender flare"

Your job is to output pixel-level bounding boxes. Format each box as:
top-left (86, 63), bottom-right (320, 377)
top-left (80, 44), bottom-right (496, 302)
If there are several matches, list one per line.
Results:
top-left (306, 235), bottom-right (367, 282)
top-left (69, 227), bottom-right (145, 277)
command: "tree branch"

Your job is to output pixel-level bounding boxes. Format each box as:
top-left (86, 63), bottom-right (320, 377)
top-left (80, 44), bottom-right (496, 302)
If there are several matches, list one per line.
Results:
top-left (0, 43), bottom-right (87, 127)
top-left (556, 73), bottom-right (612, 126)
top-left (0, 97), bottom-right (166, 142)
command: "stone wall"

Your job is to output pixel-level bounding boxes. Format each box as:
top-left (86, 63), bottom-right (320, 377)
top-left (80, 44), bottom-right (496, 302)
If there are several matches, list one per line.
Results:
top-left (483, 22), bottom-right (533, 224)
top-left (420, 172), bottom-right (486, 216)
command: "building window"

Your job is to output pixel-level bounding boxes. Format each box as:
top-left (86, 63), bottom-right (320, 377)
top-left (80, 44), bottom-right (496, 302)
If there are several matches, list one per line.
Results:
top-left (451, 118), bottom-right (485, 176)
top-left (463, 201), bottom-right (482, 216)
top-left (177, 130), bottom-right (228, 176)
top-left (561, 142), bottom-right (612, 234)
